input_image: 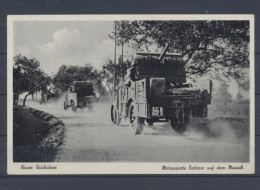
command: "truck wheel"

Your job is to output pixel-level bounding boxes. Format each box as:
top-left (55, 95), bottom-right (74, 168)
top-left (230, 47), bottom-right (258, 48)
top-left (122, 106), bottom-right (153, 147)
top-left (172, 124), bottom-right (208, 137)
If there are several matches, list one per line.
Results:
top-left (170, 117), bottom-right (186, 133)
top-left (146, 119), bottom-right (154, 126)
top-left (111, 105), bottom-right (117, 125)
top-left (112, 107), bottom-right (121, 125)
top-left (129, 102), bottom-right (144, 134)
top-left (64, 102), bottom-right (68, 110)
top-left (71, 101), bottom-right (77, 112)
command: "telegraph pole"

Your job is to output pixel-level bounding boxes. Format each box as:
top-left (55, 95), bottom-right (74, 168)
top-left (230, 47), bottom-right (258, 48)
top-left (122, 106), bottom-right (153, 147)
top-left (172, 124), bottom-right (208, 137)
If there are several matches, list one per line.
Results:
top-left (121, 41), bottom-right (123, 78)
top-left (113, 21), bottom-right (117, 102)
top-left (114, 21), bottom-right (117, 65)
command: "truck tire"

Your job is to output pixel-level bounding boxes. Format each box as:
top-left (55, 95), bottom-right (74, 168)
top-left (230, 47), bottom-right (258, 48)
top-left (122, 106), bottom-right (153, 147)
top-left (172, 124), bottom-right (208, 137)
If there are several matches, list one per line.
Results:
top-left (111, 106), bottom-right (121, 125)
top-left (129, 102), bottom-right (144, 134)
top-left (64, 101), bottom-right (68, 110)
top-left (170, 117), bottom-right (186, 133)
top-left (71, 101), bottom-right (77, 112)
top-left (170, 108), bottom-right (191, 133)
top-left (111, 105), bottom-right (117, 125)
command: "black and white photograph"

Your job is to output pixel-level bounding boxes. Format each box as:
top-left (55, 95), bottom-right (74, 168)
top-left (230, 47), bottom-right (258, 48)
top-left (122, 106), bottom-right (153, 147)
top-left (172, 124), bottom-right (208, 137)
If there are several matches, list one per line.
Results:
top-left (7, 15), bottom-right (254, 174)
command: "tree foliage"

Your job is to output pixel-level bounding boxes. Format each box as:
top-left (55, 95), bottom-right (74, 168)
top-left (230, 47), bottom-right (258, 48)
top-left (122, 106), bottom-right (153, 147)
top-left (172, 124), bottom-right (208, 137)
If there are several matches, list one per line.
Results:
top-left (100, 57), bottom-right (131, 96)
top-left (13, 54), bottom-right (51, 106)
top-left (52, 64), bottom-right (107, 96)
top-left (111, 21), bottom-right (249, 80)
top-left (240, 78), bottom-right (250, 91)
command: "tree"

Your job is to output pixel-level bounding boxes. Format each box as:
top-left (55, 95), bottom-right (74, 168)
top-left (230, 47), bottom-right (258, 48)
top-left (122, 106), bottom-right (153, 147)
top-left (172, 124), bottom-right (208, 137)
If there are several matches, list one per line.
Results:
top-left (240, 78), bottom-right (250, 91)
top-left (100, 58), bottom-right (131, 96)
top-left (111, 21), bottom-right (249, 81)
top-left (13, 54), bottom-right (51, 106)
top-left (13, 59), bottom-right (25, 105)
top-left (52, 64), bottom-right (107, 96)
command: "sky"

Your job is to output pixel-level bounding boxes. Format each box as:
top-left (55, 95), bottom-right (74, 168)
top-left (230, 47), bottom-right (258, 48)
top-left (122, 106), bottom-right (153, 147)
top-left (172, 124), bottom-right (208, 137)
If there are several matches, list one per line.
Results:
top-left (14, 21), bottom-right (115, 76)
top-left (13, 20), bottom-right (249, 99)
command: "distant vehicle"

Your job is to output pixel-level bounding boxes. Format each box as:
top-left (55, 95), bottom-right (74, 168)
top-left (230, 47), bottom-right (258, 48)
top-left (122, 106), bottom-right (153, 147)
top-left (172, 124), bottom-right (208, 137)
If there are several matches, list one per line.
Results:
top-left (111, 44), bottom-right (212, 134)
top-left (64, 81), bottom-right (99, 112)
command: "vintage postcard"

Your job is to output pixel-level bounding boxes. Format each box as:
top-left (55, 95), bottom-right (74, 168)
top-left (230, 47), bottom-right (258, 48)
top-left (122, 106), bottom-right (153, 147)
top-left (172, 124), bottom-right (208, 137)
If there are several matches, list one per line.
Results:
top-left (7, 15), bottom-right (254, 174)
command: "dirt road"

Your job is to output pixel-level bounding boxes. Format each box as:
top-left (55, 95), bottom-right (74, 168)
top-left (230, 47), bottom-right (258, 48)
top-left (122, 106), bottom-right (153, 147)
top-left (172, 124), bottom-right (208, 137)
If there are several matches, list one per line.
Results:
top-left (27, 101), bottom-right (249, 162)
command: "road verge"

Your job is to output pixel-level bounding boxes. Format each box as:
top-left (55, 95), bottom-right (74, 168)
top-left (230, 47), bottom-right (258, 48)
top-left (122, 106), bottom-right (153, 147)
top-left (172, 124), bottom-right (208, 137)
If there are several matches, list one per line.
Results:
top-left (13, 105), bottom-right (65, 162)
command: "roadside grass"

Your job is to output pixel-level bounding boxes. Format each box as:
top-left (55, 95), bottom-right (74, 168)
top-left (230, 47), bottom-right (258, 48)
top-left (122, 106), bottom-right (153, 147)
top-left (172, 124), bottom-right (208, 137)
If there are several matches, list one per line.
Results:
top-left (189, 99), bottom-right (250, 142)
top-left (208, 99), bottom-right (249, 119)
top-left (13, 105), bottom-right (65, 162)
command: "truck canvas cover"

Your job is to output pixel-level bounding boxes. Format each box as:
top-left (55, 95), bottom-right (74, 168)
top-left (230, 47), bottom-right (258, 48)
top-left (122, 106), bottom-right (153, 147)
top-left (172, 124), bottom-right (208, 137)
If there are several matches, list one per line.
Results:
top-left (71, 81), bottom-right (95, 97)
top-left (131, 53), bottom-right (186, 83)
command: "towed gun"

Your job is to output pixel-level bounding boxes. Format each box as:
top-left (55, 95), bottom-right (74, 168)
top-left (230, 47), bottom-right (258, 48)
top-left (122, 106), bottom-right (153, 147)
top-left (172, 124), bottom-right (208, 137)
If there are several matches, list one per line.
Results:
top-left (158, 43), bottom-right (170, 63)
top-left (135, 43), bottom-right (176, 64)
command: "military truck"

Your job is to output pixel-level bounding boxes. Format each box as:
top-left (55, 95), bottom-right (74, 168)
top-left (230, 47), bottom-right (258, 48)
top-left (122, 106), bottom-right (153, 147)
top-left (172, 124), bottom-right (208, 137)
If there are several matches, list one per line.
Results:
top-left (64, 81), bottom-right (99, 112)
top-left (111, 44), bottom-right (212, 134)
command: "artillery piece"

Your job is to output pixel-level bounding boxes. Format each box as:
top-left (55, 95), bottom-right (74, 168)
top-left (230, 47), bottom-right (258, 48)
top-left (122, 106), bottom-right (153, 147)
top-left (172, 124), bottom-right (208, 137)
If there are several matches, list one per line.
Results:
top-left (111, 44), bottom-right (212, 134)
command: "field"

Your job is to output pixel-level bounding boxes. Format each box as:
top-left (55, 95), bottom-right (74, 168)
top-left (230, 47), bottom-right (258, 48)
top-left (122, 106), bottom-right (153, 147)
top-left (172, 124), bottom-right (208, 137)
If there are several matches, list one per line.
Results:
top-left (189, 99), bottom-right (250, 143)
top-left (208, 99), bottom-right (249, 119)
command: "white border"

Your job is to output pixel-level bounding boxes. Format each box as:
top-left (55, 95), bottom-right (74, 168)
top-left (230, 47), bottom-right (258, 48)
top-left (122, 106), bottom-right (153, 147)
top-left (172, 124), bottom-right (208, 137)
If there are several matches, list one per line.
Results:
top-left (7, 14), bottom-right (255, 175)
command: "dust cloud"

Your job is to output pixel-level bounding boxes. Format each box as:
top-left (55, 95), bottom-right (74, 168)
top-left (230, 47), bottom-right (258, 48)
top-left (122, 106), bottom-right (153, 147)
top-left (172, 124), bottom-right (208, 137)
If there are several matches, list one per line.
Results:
top-left (184, 117), bottom-right (249, 144)
top-left (29, 95), bottom-right (250, 145)
top-left (48, 95), bottom-right (112, 123)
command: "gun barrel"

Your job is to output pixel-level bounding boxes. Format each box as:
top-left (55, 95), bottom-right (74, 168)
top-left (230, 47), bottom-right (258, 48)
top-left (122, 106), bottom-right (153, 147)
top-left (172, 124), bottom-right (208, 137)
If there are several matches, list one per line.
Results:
top-left (158, 43), bottom-right (170, 63)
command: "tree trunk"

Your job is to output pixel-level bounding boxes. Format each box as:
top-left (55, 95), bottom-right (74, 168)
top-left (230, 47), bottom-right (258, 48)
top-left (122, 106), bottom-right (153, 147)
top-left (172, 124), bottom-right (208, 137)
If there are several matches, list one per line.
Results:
top-left (23, 93), bottom-right (30, 106)
top-left (32, 93), bottom-right (34, 101)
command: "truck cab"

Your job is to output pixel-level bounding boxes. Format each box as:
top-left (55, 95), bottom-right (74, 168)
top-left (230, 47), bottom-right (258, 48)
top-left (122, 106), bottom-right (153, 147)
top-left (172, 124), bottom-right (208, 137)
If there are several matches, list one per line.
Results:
top-left (64, 81), bottom-right (97, 112)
